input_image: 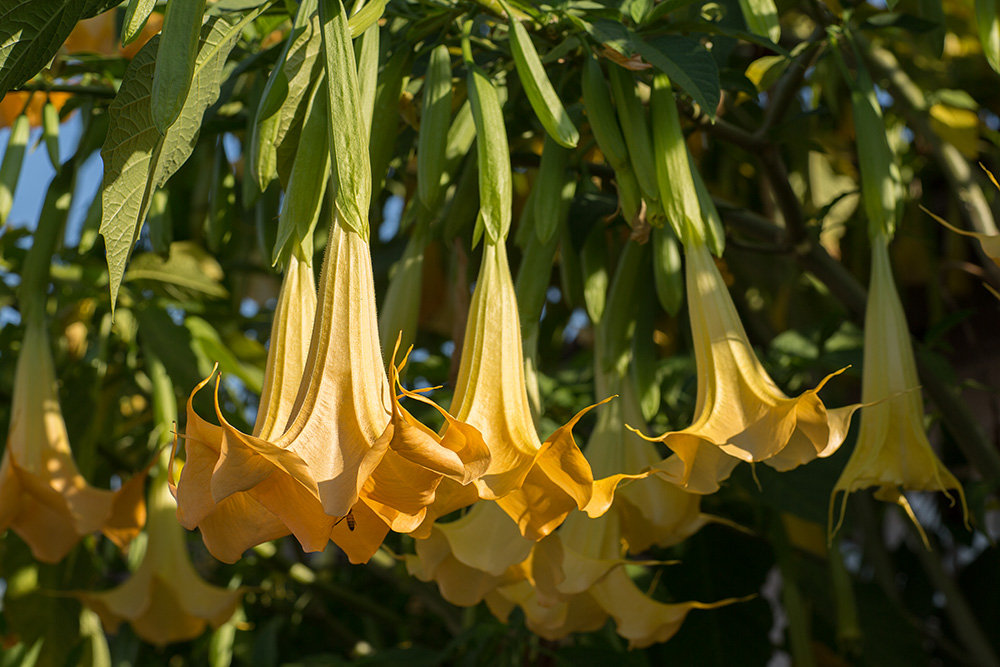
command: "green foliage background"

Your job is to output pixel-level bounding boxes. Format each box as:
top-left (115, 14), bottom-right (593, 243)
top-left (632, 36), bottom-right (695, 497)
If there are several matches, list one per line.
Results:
top-left (0, 0), bottom-right (999, 665)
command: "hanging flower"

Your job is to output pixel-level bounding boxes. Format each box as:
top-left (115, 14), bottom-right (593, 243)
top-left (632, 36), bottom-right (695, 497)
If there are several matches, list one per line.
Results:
top-left (0, 317), bottom-right (147, 563)
top-left (405, 500), bottom-right (534, 607)
top-left (419, 239), bottom-right (642, 541)
top-left (829, 233), bottom-right (968, 542)
top-left (175, 221), bottom-right (490, 562)
top-left (171, 254), bottom-right (323, 563)
top-left (632, 238), bottom-right (860, 494)
top-left (487, 504), bottom-right (749, 647)
top-left (592, 374), bottom-right (711, 554)
top-left (80, 454), bottom-right (244, 646)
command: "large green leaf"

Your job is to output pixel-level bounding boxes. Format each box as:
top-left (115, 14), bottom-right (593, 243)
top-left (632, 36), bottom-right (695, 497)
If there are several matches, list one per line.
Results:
top-left (100, 15), bottom-right (250, 312)
top-left (0, 0), bottom-right (107, 97)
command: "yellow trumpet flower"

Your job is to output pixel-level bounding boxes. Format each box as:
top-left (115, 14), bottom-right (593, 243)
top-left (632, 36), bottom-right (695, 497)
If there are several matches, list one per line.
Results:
top-left (431, 239), bottom-right (641, 540)
top-left (0, 317), bottom-right (146, 563)
top-left (487, 505), bottom-right (748, 647)
top-left (80, 455), bottom-right (243, 646)
top-left (830, 233), bottom-right (967, 541)
top-left (175, 221), bottom-right (490, 562)
top-left (591, 375), bottom-right (710, 554)
top-left (633, 237), bottom-right (859, 494)
top-left (405, 500), bottom-right (533, 607)
top-left (172, 254), bottom-right (319, 562)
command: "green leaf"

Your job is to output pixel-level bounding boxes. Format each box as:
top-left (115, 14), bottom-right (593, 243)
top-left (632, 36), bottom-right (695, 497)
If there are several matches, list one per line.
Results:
top-left (736, 0), bottom-right (780, 44)
top-left (0, 0), bottom-right (107, 97)
top-left (318, 0), bottom-right (371, 239)
top-left (250, 3), bottom-right (322, 192)
top-left (124, 240), bottom-right (229, 298)
top-left (976, 0), bottom-right (1000, 73)
top-left (643, 35), bottom-right (721, 118)
top-left (585, 20), bottom-right (721, 119)
top-left (417, 44), bottom-right (454, 209)
top-left (186, 316), bottom-right (265, 394)
top-left (622, 0), bottom-right (653, 24)
top-left (861, 12), bottom-right (944, 33)
top-left (100, 15), bottom-right (252, 313)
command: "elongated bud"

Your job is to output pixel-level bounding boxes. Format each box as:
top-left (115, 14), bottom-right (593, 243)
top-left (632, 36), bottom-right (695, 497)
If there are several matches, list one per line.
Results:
top-left (379, 214), bottom-right (429, 369)
top-left (42, 102), bottom-right (60, 171)
top-left (533, 136), bottom-right (571, 244)
top-left (151, 0), bottom-right (206, 133)
top-left (652, 225), bottom-right (684, 315)
top-left (0, 114), bottom-right (29, 224)
top-left (651, 73), bottom-right (705, 243)
top-left (581, 223), bottom-right (609, 324)
top-left (370, 47), bottom-right (412, 195)
top-left (418, 45), bottom-right (454, 209)
top-left (505, 2), bottom-right (578, 148)
top-left (607, 66), bottom-right (659, 209)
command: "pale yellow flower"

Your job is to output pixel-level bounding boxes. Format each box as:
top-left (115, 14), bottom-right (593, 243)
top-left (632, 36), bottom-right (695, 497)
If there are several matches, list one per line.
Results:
top-left (0, 317), bottom-right (146, 563)
top-left (405, 501), bottom-right (533, 606)
top-left (633, 237), bottom-right (859, 494)
top-left (487, 506), bottom-right (748, 648)
top-left (80, 457), bottom-right (243, 646)
top-left (830, 233), bottom-right (967, 540)
top-left (421, 240), bottom-right (639, 540)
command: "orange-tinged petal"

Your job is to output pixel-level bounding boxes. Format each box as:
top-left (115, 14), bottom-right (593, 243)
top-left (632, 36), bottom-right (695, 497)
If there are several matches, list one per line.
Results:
top-left (0, 319), bottom-right (145, 562)
top-left (496, 397), bottom-right (646, 539)
top-left (359, 342), bottom-right (490, 533)
top-left (408, 478), bottom-right (480, 539)
top-left (331, 500), bottom-right (390, 564)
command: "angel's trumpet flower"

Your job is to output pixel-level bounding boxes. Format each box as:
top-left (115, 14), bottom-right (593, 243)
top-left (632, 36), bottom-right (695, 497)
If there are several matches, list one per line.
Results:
top-left (430, 240), bottom-right (641, 540)
top-left (172, 254), bottom-right (317, 562)
top-left (176, 221), bottom-right (490, 562)
top-left (405, 500), bottom-right (533, 607)
top-left (590, 374), bottom-right (710, 554)
top-left (830, 234), bottom-right (967, 541)
top-left (633, 237), bottom-right (859, 494)
top-left (80, 455), bottom-right (243, 646)
top-left (0, 317), bottom-right (146, 563)
top-left (487, 502), bottom-right (748, 647)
